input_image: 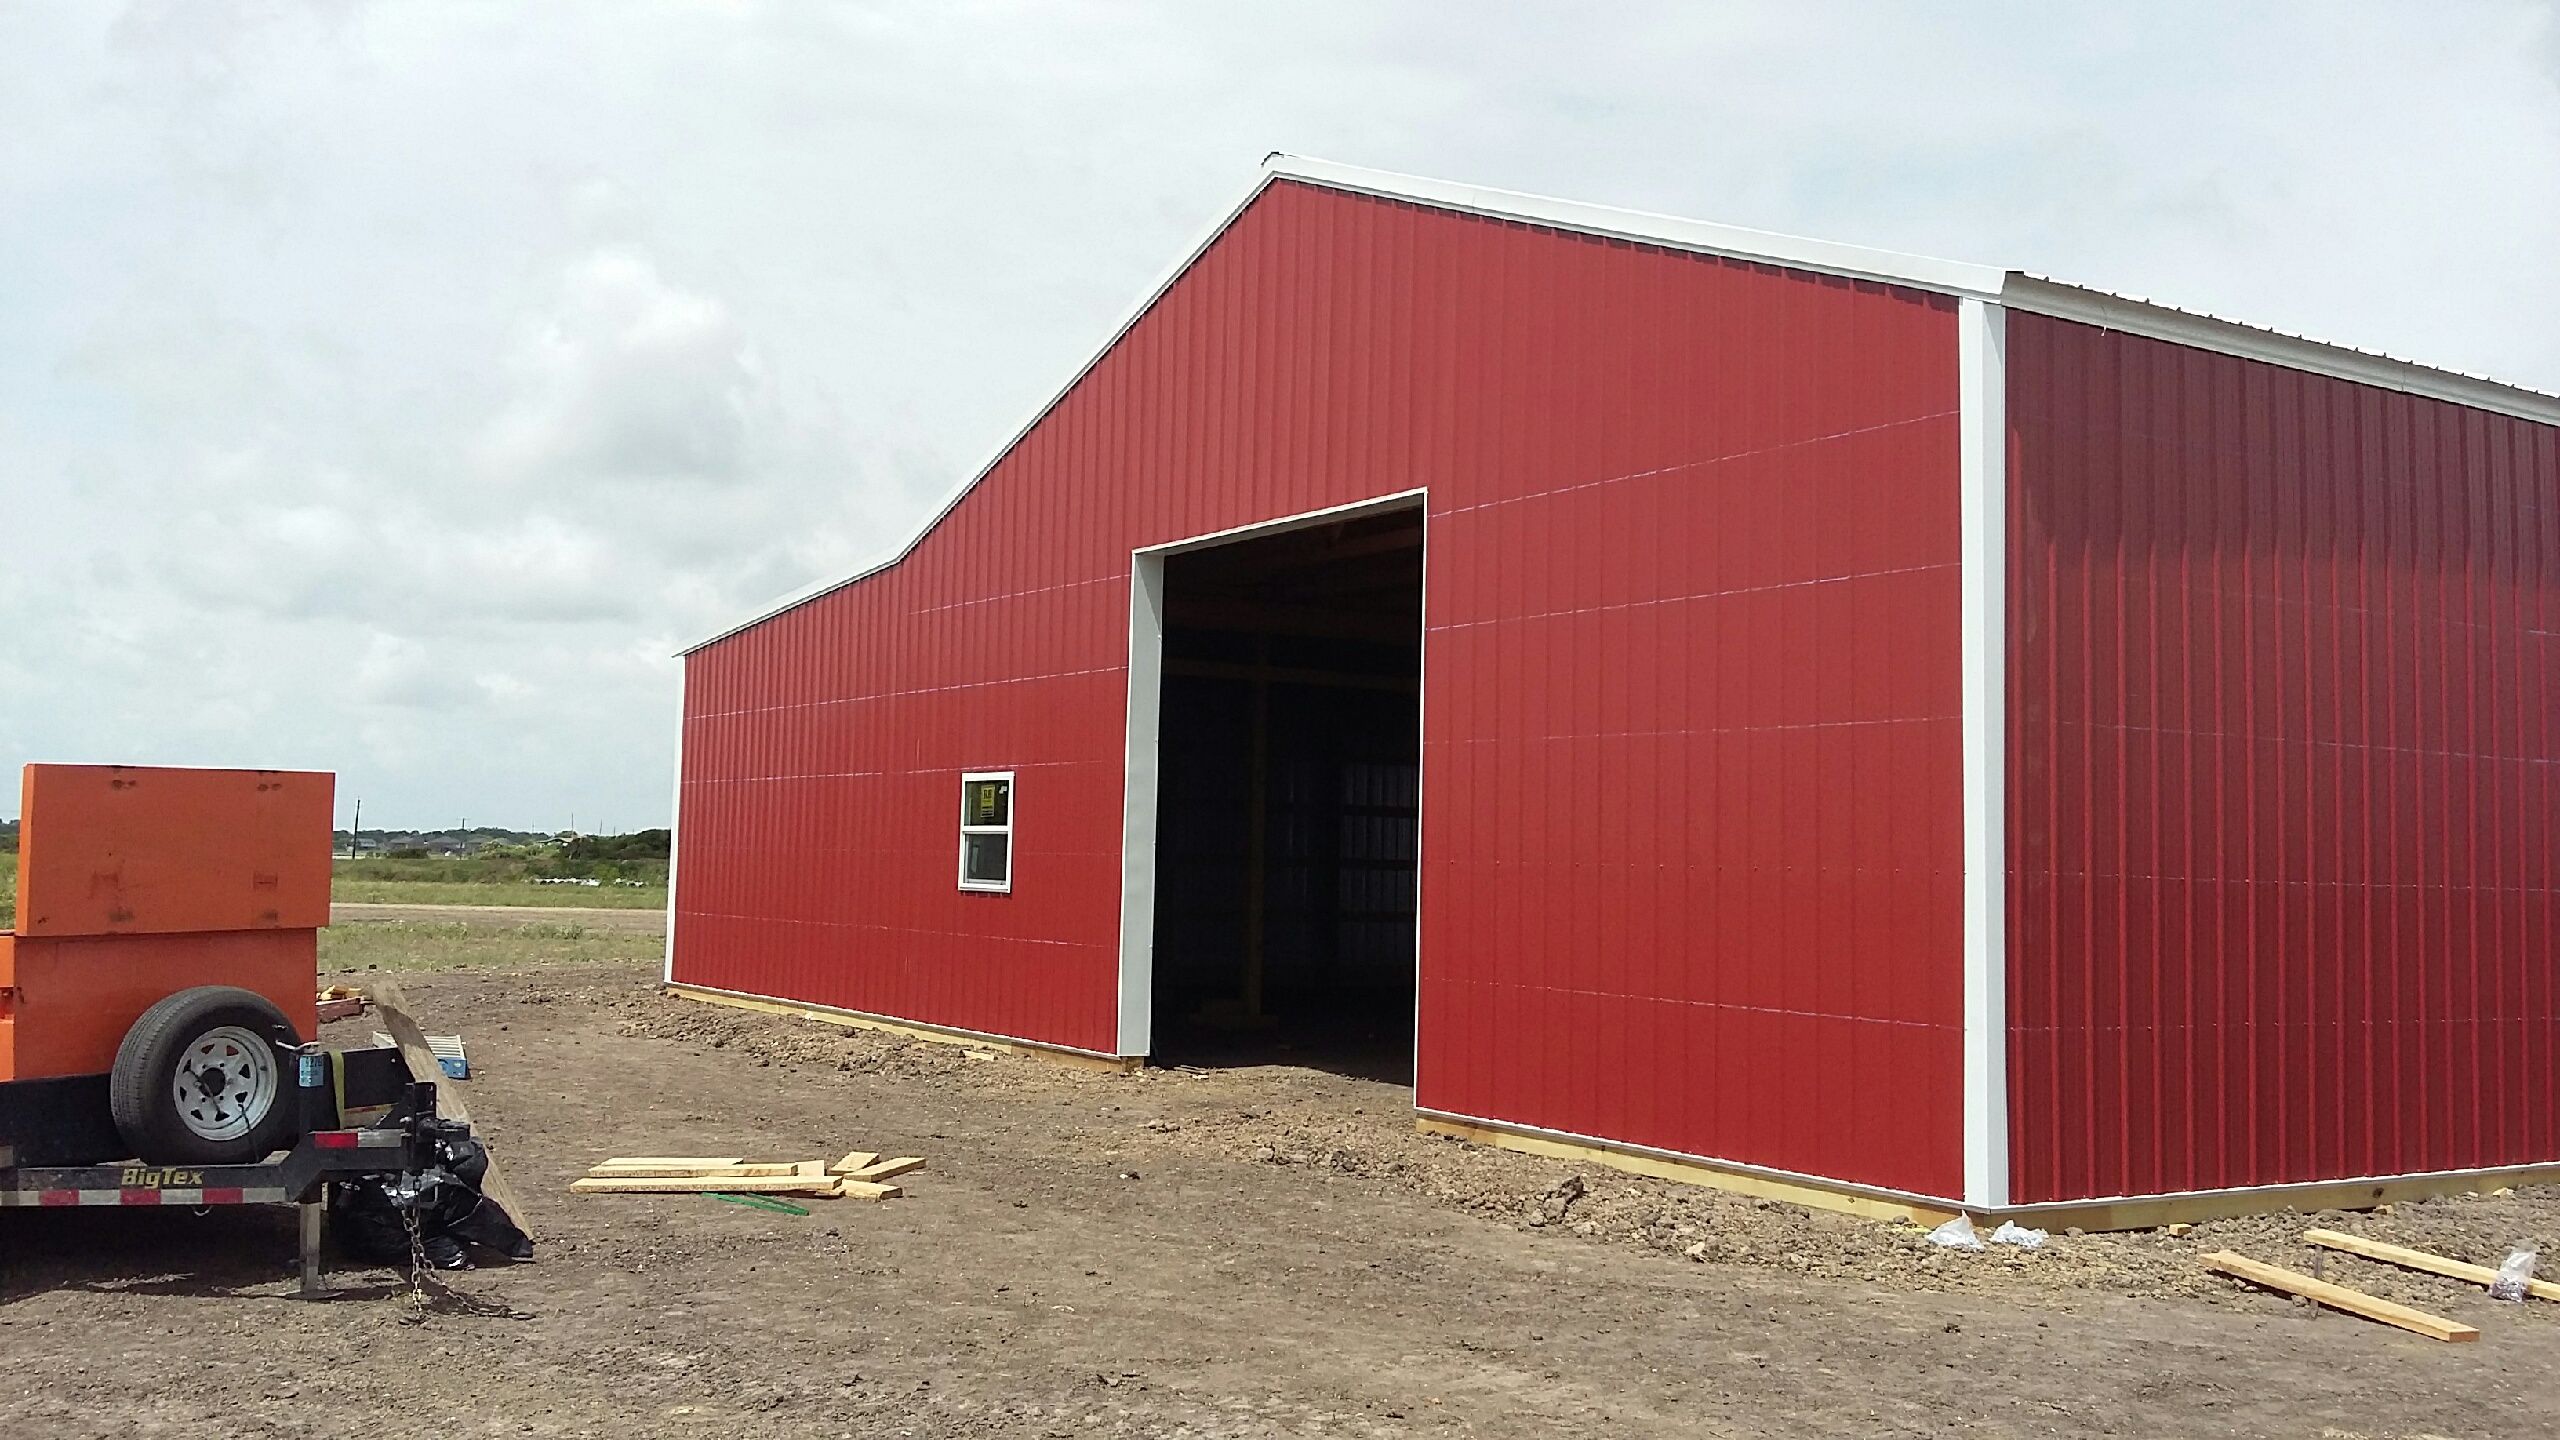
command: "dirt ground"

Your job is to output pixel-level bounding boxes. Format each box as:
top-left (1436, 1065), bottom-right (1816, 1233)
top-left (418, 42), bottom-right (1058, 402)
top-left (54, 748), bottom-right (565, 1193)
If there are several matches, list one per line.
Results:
top-left (4, 955), bottom-right (2555, 1439)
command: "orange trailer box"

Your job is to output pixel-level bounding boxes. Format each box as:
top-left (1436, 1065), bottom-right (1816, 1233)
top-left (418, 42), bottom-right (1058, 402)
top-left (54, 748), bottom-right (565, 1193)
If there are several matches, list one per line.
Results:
top-left (2, 765), bottom-right (330, 1082)
top-left (16, 764), bottom-right (334, 937)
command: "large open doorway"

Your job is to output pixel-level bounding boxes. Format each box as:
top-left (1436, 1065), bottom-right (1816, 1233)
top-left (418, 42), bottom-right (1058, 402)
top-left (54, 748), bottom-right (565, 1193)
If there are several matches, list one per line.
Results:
top-left (1123, 498), bottom-right (1424, 1083)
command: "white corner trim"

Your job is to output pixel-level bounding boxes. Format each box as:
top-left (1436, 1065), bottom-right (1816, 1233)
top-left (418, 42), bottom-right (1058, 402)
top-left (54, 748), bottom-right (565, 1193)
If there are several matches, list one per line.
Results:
top-left (663, 662), bottom-right (686, 987)
top-left (1958, 298), bottom-right (2010, 1212)
top-left (1116, 554), bottom-right (1165, 1058)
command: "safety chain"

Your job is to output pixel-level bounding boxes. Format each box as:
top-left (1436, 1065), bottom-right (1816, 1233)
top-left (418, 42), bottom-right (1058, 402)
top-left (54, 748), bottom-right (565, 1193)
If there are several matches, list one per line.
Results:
top-left (400, 1186), bottom-right (432, 1320)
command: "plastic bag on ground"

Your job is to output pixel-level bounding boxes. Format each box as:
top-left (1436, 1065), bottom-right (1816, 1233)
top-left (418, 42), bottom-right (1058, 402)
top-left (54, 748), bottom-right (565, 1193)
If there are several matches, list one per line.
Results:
top-left (1988, 1220), bottom-right (2049, 1249)
top-left (2489, 1249), bottom-right (2537, 1302)
top-left (1927, 1214), bottom-right (1985, 1250)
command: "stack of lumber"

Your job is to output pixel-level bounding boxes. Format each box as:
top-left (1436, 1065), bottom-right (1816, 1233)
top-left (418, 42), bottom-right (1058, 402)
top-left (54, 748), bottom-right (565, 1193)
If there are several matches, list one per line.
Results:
top-left (570, 1151), bottom-right (925, 1202)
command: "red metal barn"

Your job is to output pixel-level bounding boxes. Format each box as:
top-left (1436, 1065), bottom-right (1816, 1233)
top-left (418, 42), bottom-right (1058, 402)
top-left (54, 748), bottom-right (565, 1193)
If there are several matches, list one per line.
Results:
top-left (671, 158), bottom-right (2560, 1225)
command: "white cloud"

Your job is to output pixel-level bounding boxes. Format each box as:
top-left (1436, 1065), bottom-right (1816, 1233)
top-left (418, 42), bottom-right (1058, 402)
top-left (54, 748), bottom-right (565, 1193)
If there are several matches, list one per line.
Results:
top-left (2, 0), bottom-right (2554, 826)
top-left (478, 248), bottom-right (771, 488)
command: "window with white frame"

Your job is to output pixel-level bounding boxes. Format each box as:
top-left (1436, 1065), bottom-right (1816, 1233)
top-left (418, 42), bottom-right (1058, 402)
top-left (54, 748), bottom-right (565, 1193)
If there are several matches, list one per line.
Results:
top-left (957, 772), bottom-right (1013, 892)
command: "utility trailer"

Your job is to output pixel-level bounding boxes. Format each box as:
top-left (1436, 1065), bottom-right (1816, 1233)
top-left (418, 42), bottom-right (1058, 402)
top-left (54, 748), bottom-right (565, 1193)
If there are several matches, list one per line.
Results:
top-left (0, 764), bottom-right (504, 1294)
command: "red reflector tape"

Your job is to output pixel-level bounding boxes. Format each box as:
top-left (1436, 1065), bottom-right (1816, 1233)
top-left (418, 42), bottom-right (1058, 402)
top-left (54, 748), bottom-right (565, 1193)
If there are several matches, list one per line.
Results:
top-left (312, 1131), bottom-right (360, 1150)
top-left (204, 1187), bottom-right (244, 1204)
top-left (39, 1189), bottom-right (76, 1207)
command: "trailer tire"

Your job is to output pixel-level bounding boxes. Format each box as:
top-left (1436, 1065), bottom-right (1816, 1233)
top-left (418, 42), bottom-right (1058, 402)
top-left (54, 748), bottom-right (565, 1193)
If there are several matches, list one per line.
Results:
top-left (110, 987), bottom-right (299, 1165)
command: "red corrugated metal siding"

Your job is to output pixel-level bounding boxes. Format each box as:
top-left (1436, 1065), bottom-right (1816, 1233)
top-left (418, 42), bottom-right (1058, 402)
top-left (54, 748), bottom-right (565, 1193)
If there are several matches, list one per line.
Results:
top-left (2005, 312), bottom-right (2560, 1204)
top-left (679, 180), bottom-right (1967, 1195)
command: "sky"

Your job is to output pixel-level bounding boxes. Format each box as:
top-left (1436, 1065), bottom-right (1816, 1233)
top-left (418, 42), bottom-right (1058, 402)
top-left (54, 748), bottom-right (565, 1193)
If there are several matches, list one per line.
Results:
top-left (3, 2), bottom-right (2556, 831)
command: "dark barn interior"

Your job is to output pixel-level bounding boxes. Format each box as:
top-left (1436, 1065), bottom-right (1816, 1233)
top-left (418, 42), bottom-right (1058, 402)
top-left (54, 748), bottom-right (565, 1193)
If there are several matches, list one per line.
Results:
top-left (1148, 505), bottom-right (1424, 1081)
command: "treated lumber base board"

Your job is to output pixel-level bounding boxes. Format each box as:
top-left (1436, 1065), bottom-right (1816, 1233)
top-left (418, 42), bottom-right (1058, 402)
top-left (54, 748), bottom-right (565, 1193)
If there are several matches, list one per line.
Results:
top-left (2306, 1228), bottom-right (2560, 1302)
top-left (2203, 1251), bottom-right (2480, 1341)
top-left (667, 985), bottom-right (1143, 1074)
top-left (2000, 1163), bottom-right (2560, 1234)
top-left (1416, 1117), bottom-right (1958, 1227)
top-left (1421, 1116), bottom-right (2560, 1233)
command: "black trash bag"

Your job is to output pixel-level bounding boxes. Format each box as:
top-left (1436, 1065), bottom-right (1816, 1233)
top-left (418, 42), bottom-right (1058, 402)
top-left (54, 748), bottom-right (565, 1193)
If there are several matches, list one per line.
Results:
top-left (430, 1131), bottom-right (533, 1261)
top-left (328, 1127), bottom-right (532, 1269)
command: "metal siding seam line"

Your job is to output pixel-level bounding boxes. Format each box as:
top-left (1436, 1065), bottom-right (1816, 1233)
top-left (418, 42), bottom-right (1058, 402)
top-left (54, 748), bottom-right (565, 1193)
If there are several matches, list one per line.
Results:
top-left (1961, 297), bottom-right (2011, 1209)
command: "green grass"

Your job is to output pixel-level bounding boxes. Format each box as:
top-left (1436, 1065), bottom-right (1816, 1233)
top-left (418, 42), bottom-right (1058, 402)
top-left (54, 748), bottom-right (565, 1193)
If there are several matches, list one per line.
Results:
top-left (1, 864), bottom-right (12, 930)
top-left (330, 854), bottom-right (666, 910)
top-left (319, 919), bottom-right (663, 972)
top-left (330, 877), bottom-right (667, 909)
top-left (334, 854), bottom-right (666, 885)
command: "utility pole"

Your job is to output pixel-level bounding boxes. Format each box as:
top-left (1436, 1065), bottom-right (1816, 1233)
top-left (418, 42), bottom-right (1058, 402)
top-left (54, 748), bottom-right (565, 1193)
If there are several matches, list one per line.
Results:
top-left (351, 797), bottom-right (362, 859)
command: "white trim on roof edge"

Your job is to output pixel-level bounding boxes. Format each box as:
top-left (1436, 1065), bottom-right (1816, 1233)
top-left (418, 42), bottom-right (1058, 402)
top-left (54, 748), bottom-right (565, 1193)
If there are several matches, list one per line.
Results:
top-left (2003, 274), bottom-right (2560, 427)
top-left (685, 155), bottom-right (2560, 654)
top-left (1267, 154), bottom-right (2010, 297)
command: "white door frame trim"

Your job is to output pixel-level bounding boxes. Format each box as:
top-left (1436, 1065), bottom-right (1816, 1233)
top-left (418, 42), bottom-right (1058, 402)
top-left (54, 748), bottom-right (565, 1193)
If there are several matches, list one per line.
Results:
top-left (1115, 488), bottom-right (1430, 1058)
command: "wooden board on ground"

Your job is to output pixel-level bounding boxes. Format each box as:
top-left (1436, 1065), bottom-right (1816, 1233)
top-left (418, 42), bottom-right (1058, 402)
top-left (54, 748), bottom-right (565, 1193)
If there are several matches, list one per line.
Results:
top-left (845, 1157), bottom-right (924, 1182)
top-left (571, 1174), bottom-right (842, 1196)
top-left (372, 977), bottom-right (536, 1240)
top-left (2202, 1251), bottom-right (2480, 1342)
top-left (590, 1162), bottom-right (800, 1179)
top-left (593, 1156), bottom-right (745, 1169)
top-left (827, 1151), bottom-right (879, 1175)
top-left (2305, 1229), bottom-right (2560, 1302)
top-left (834, 1180), bottom-right (901, 1201)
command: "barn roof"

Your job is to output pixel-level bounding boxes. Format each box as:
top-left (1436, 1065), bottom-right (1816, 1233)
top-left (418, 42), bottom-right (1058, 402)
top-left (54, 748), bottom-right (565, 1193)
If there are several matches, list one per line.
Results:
top-left (688, 154), bottom-right (2560, 654)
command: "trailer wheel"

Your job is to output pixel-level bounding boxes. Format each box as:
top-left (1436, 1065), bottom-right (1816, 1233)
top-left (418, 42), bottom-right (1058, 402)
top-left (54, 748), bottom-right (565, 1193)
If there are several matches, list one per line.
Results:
top-left (110, 987), bottom-right (299, 1165)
